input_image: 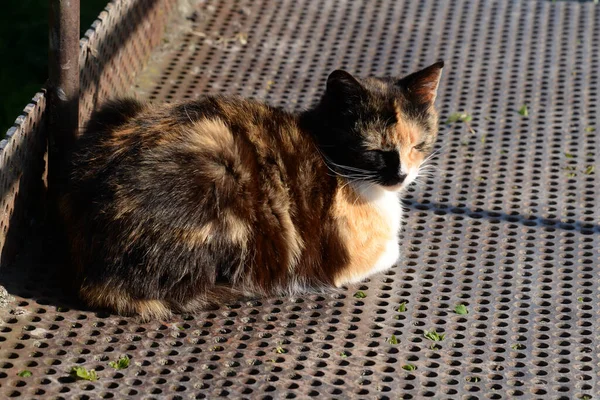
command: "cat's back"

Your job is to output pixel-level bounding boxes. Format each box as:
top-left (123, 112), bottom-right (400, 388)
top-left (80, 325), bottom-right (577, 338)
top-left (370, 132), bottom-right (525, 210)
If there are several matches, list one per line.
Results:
top-left (71, 95), bottom-right (301, 168)
top-left (63, 95), bottom-right (316, 237)
top-left (66, 95), bottom-right (309, 203)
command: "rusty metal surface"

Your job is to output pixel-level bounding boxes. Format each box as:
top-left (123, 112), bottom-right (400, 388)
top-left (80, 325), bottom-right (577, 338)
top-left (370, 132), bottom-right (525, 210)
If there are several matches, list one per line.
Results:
top-left (78, 0), bottom-right (177, 125)
top-left (1, 0), bottom-right (600, 399)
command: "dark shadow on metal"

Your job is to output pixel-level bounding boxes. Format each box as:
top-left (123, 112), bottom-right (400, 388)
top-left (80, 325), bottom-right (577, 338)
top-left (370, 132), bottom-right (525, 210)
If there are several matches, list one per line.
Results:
top-left (0, 95), bottom-right (48, 268)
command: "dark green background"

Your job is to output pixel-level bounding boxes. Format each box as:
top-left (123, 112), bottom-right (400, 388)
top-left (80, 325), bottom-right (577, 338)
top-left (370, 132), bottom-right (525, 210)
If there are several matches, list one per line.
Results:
top-left (0, 0), bottom-right (107, 134)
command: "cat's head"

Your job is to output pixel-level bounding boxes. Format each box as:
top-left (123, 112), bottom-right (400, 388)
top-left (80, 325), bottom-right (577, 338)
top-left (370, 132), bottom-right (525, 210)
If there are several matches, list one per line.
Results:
top-left (311, 61), bottom-right (443, 192)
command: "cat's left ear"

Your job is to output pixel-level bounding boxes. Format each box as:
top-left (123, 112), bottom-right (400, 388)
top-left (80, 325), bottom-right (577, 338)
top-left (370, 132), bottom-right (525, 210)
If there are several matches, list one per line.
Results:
top-left (396, 61), bottom-right (444, 106)
top-left (326, 70), bottom-right (366, 100)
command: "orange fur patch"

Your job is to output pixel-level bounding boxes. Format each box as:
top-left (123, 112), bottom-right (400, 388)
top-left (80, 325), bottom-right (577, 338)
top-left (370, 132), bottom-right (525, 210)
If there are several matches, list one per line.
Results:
top-left (394, 107), bottom-right (426, 171)
top-left (186, 118), bottom-right (235, 153)
top-left (331, 183), bottom-right (391, 285)
top-left (181, 118), bottom-right (252, 248)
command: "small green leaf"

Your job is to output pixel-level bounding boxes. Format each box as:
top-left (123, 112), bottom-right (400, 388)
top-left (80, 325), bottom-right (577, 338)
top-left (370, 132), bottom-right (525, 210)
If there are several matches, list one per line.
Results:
top-left (17, 370), bottom-right (32, 378)
top-left (424, 330), bottom-right (445, 342)
top-left (353, 291), bottom-right (366, 299)
top-left (446, 112), bottom-right (472, 124)
top-left (466, 376), bottom-right (481, 383)
top-left (397, 302), bottom-right (407, 313)
top-left (454, 304), bottom-right (468, 315)
top-left (274, 346), bottom-right (286, 354)
top-left (567, 172), bottom-right (577, 178)
top-left (446, 114), bottom-right (459, 123)
top-left (518, 105), bottom-right (528, 117)
top-left (475, 176), bottom-right (485, 181)
top-left (580, 395), bottom-right (592, 400)
top-left (583, 165), bottom-right (595, 175)
top-left (565, 152), bottom-right (575, 158)
top-left (70, 366), bottom-right (98, 381)
top-left (402, 364), bottom-right (417, 371)
top-left (108, 355), bottom-right (130, 370)
top-left (500, 150), bottom-right (507, 154)
top-left (584, 126), bottom-right (595, 133)
top-left (339, 351), bottom-right (348, 358)
top-left (577, 297), bottom-right (584, 302)
top-left (480, 135), bottom-right (486, 144)
top-left (388, 335), bottom-right (399, 345)
top-left (177, 325), bottom-right (185, 331)
top-left (511, 343), bottom-right (525, 350)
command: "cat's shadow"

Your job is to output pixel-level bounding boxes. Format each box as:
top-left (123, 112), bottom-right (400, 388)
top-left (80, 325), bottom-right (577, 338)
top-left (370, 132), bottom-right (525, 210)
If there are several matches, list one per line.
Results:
top-left (0, 223), bottom-right (83, 313)
top-left (403, 198), bottom-right (600, 235)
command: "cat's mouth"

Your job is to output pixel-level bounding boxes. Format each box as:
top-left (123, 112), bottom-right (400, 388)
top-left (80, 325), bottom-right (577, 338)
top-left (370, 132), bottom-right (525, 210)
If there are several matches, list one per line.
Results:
top-left (378, 168), bottom-right (418, 192)
top-left (381, 183), bottom-right (405, 192)
top-left (379, 178), bottom-right (410, 193)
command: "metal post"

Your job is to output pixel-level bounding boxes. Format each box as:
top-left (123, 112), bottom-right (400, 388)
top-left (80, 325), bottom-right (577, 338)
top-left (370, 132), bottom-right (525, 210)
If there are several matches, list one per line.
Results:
top-left (48, 0), bottom-right (80, 169)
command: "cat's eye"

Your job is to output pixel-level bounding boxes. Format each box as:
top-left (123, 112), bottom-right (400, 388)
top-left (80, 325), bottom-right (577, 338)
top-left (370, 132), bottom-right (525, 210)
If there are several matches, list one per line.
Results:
top-left (414, 141), bottom-right (427, 151)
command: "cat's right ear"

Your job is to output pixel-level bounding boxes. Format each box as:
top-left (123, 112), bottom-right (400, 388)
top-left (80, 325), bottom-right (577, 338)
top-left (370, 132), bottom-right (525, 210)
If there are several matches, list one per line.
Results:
top-left (396, 61), bottom-right (444, 106)
top-left (325, 70), bottom-right (365, 100)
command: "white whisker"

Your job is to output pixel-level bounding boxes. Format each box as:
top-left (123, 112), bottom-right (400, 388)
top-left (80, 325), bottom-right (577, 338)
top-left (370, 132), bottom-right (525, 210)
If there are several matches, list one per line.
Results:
top-left (421, 147), bottom-right (444, 165)
top-left (313, 143), bottom-right (379, 186)
top-left (183, 104), bottom-right (193, 124)
top-left (352, 182), bottom-right (375, 206)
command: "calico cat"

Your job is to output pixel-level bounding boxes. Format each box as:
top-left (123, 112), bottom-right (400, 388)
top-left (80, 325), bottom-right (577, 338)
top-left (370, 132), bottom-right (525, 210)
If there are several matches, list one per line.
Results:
top-left (58, 61), bottom-right (443, 320)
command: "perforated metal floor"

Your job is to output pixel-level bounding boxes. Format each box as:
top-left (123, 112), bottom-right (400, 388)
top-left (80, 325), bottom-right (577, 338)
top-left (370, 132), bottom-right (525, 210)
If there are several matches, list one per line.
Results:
top-left (1, 0), bottom-right (599, 399)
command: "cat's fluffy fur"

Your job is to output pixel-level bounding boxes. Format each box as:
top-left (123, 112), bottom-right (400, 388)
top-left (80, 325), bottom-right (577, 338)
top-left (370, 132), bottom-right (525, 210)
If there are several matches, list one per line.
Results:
top-left (58, 62), bottom-right (443, 320)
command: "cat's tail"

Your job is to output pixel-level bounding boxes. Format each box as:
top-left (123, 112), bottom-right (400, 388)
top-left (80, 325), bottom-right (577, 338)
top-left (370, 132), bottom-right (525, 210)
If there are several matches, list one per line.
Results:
top-left (80, 283), bottom-right (173, 321)
top-left (174, 285), bottom-right (252, 314)
top-left (80, 282), bottom-right (254, 321)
